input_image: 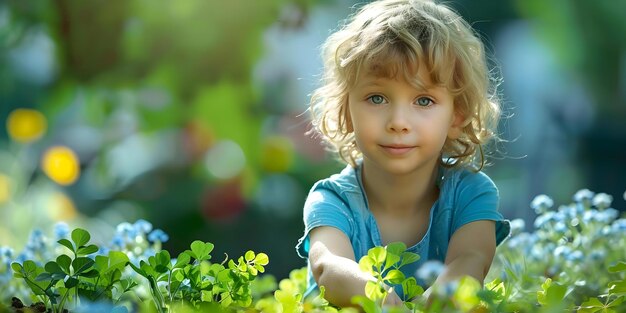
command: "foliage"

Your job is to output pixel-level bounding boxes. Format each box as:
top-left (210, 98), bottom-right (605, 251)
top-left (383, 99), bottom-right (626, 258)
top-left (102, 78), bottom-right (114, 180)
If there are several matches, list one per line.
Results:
top-left (11, 228), bottom-right (133, 313)
top-left (128, 240), bottom-right (269, 312)
top-left (1, 188), bottom-right (626, 312)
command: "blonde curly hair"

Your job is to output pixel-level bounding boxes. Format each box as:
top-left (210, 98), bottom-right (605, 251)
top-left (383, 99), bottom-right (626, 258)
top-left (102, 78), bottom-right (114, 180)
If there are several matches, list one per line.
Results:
top-left (309, 0), bottom-right (501, 171)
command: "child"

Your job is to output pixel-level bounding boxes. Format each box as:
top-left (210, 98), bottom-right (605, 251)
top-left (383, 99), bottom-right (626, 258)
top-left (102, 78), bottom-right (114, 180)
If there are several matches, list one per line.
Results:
top-left (295, 0), bottom-right (511, 307)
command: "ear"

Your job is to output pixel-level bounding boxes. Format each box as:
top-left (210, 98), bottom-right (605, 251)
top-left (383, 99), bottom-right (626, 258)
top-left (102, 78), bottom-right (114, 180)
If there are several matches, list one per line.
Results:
top-left (447, 111), bottom-right (467, 140)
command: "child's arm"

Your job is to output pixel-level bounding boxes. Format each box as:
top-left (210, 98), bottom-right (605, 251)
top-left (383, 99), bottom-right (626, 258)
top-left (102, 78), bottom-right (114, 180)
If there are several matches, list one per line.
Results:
top-left (308, 226), bottom-right (403, 308)
top-left (426, 220), bottom-right (496, 296)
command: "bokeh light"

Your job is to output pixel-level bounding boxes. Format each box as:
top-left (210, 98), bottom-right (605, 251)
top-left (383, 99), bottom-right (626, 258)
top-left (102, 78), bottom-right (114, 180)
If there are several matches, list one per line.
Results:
top-left (261, 136), bottom-right (294, 173)
top-left (41, 146), bottom-right (81, 185)
top-left (204, 140), bottom-right (246, 180)
top-left (6, 108), bottom-right (47, 143)
top-left (0, 174), bottom-right (10, 204)
top-left (48, 192), bottom-right (78, 221)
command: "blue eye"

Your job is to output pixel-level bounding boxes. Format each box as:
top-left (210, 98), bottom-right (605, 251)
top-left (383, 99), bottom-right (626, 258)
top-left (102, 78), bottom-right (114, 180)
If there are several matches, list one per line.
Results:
top-left (367, 95), bottom-right (385, 105)
top-left (416, 97), bottom-right (433, 107)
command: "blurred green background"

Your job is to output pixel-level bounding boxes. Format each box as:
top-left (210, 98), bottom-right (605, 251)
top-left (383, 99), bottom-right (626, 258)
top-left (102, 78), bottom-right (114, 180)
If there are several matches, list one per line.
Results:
top-left (1, 0), bottom-right (624, 280)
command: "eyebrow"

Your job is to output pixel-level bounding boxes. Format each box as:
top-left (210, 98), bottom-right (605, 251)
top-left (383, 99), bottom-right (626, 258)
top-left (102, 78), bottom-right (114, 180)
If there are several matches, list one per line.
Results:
top-left (356, 78), bottom-right (435, 93)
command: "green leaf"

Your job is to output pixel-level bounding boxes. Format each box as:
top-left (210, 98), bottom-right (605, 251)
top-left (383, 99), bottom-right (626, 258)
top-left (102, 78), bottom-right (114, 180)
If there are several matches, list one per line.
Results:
top-left (537, 278), bottom-right (566, 306)
top-left (359, 256), bottom-right (375, 274)
top-left (220, 292), bottom-right (233, 307)
top-left (71, 228), bottom-right (91, 248)
top-left (58, 239), bottom-right (74, 253)
top-left (174, 253), bottom-right (191, 268)
top-left (201, 290), bottom-right (214, 302)
top-left (609, 280), bottom-right (626, 294)
top-left (79, 269), bottom-right (100, 278)
top-left (399, 252), bottom-right (420, 268)
top-left (77, 244), bottom-right (99, 256)
top-left (384, 253), bottom-right (401, 270)
top-left (128, 262), bottom-right (147, 277)
top-left (56, 255), bottom-right (71, 274)
top-left (368, 246), bottom-right (387, 266)
top-left (35, 272), bottom-right (52, 282)
top-left (577, 297), bottom-right (605, 313)
top-left (244, 250), bottom-right (255, 262)
top-left (188, 241), bottom-right (214, 262)
top-left (383, 269), bottom-right (405, 284)
top-left (107, 251), bottom-right (130, 272)
top-left (45, 261), bottom-right (65, 275)
top-left (401, 277), bottom-right (423, 300)
top-left (453, 276), bottom-right (481, 312)
top-left (351, 295), bottom-right (380, 313)
top-left (65, 277), bottom-right (79, 288)
top-left (72, 257), bottom-right (95, 275)
top-left (155, 250), bottom-right (171, 268)
top-left (364, 280), bottom-right (384, 301)
top-left (608, 261), bottom-right (626, 273)
top-left (385, 242), bottom-right (407, 256)
top-left (254, 253), bottom-right (269, 266)
top-left (11, 263), bottom-right (25, 278)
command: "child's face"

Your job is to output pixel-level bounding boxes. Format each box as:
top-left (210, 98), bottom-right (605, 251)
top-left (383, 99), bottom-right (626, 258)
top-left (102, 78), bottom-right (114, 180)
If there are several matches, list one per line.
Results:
top-left (347, 62), bottom-right (462, 175)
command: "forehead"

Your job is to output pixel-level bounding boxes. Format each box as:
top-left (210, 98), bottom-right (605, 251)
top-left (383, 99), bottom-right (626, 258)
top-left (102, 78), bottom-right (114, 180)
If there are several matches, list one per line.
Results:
top-left (356, 58), bottom-right (436, 90)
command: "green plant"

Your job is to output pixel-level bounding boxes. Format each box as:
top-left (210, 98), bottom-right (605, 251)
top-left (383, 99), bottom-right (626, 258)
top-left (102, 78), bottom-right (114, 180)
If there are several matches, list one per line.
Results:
top-left (351, 242), bottom-right (422, 313)
top-left (11, 228), bottom-right (134, 313)
top-left (128, 240), bottom-right (269, 312)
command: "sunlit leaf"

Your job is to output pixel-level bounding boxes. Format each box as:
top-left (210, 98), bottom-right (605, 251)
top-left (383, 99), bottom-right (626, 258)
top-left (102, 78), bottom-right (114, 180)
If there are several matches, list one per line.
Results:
top-left (71, 228), bottom-right (91, 248)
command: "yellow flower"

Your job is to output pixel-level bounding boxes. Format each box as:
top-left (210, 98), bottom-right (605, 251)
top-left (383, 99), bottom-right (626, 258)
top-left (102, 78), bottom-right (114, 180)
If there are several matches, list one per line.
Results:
top-left (6, 108), bottom-right (47, 143)
top-left (0, 173), bottom-right (10, 204)
top-left (41, 146), bottom-right (80, 185)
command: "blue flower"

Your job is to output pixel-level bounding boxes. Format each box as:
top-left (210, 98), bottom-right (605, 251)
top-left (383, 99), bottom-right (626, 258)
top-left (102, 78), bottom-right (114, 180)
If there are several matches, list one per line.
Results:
top-left (416, 260), bottom-right (445, 286)
top-left (592, 193), bottom-right (613, 210)
top-left (133, 219), bottom-right (153, 234)
top-left (590, 250), bottom-right (606, 261)
top-left (54, 222), bottom-right (70, 240)
top-left (148, 229), bottom-right (169, 243)
top-left (554, 222), bottom-right (568, 234)
top-left (531, 195), bottom-right (554, 214)
top-left (597, 208), bottom-right (618, 223)
top-left (25, 229), bottom-right (46, 251)
top-left (534, 211), bottom-right (556, 229)
top-left (612, 219), bottom-right (626, 232)
top-left (573, 189), bottom-right (594, 204)
top-left (553, 246), bottom-right (571, 258)
top-left (111, 234), bottom-right (125, 248)
top-left (0, 247), bottom-right (13, 259)
top-left (566, 250), bottom-right (584, 262)
top-left (116, 222), bottom-right (137, 238)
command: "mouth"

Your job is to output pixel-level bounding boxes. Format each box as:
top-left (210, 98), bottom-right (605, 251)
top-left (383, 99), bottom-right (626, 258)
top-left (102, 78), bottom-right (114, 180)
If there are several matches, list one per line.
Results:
top-left (380, 144), bottom-right (416, 155)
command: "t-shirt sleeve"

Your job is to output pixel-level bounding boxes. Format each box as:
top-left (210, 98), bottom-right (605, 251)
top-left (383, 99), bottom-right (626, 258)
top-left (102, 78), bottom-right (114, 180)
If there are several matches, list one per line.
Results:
top-left (295, 186), bottom-right (354, 259)
top-left (451, 171), bottom-right (511, 246)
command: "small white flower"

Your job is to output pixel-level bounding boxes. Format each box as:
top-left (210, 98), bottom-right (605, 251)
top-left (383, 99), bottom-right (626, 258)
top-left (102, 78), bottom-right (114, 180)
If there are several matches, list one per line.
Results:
top-left (509, 219), bottom-right (526, 236)
top-left (573, 189), bottom-right (594, 204)
top-left (530, 195), bottom-right (554, 214)
top-left (416, 260), bottom-right (445, 286)
top-left (592, 193), bottom-right (613, 210)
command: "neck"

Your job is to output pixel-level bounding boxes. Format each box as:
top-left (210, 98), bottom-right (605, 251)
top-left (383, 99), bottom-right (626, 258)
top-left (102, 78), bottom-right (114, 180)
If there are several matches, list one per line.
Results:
top-left (361, 160), bottom-right (439, 217)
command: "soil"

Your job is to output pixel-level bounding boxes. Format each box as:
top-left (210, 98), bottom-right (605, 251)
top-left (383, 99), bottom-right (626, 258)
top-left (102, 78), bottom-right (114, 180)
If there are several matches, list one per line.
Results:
top-left (9, 297), bottom-right (68, 313)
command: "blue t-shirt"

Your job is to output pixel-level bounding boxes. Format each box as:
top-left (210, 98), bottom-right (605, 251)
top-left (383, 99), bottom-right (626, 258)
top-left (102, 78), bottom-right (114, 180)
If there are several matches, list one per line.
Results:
top-left (295, 162), bottom-right (511, 297)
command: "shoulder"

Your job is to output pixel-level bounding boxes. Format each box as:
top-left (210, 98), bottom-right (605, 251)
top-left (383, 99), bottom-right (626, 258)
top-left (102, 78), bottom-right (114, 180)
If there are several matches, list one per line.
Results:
top-left (308, 163), bottom-right (361, 199)
top-left (444, 167), bottom-right (498, 196)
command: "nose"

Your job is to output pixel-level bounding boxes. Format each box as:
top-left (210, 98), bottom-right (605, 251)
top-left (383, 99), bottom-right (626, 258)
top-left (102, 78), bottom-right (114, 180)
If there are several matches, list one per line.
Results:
top-left (386, 105), bottom-right (410, 133)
